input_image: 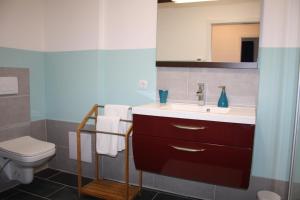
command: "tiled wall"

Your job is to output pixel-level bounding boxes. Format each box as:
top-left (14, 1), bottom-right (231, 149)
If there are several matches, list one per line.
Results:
top-left (0, 68), bottom-right (30, 191)
top-left (0, 68), bottom-right (47, 192)
top-left (0, 68), bottom-right (30, 142)
top-left (157, 67), bottom-right (259, 106)
top-left (47, 120), bottom-right (95, 178)
top-left (0, 68), bottom-right (287, 199)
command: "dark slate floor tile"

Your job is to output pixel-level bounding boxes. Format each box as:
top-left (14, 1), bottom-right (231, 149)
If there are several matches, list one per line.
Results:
top-left (5, 192), bottom-right (47, 200)
top-left (49, 172), bottom-right (92, 188)
top-left (154, 192), bottom-right (199, 200)
top-left (134, 188), bottom-right (158, 200)
top-left (49, 187), bottom-right (101, 200)
top-left (1, 169), bottom-right (201, 200)
top-left (0, 188), bottom-right (20, 199)
top-left (35, 168), bottom-right (60, 179)
top-left (17, 178), bottom-right (64, 197)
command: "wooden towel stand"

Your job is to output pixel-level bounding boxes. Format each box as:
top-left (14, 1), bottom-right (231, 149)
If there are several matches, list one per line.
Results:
top-left (76, 104), bottom-right (142, 200)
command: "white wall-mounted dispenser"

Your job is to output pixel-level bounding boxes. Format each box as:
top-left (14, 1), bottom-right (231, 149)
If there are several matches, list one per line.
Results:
top-left (68, 131), bottom-right (92, 163)
top-left (0, 77), bottom-right (19, 95)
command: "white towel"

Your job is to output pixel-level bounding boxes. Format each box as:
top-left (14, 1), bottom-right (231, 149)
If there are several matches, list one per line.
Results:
top-left (104, 104), bottom-right (131, 151)
top-left (96, 116), bottom-right (120, 157)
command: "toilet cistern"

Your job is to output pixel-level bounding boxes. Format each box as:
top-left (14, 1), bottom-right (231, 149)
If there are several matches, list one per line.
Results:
top-left (196, 83), bottom-right (206, 106)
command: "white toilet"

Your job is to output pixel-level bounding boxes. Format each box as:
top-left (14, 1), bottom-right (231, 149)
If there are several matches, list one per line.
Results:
top-left (0, 136), bottom-right (56, 184)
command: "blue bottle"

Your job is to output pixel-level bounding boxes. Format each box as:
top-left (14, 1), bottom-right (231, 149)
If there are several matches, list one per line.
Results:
top-left (218, 86), bottom-right (228, 108)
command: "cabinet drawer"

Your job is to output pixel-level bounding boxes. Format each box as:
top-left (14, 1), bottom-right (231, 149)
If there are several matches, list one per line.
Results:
top-left (132, 135), bottom-right (252, 188)
top-left (133, 114), bottom-right (255, 148)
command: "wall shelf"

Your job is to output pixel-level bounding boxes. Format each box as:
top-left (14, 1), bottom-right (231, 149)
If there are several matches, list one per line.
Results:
top-left (156, 61), bottom-right (258, 69)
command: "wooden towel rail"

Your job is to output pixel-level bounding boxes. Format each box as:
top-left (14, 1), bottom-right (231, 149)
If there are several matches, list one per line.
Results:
top-left (76, 104), bottom-right (142, 200)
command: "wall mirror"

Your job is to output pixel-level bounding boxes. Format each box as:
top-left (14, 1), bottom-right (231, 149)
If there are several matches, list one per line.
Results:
top-left (156, 0), bottom-right (261, 68)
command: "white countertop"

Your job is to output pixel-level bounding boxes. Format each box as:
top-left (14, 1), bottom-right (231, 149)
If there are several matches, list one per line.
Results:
top-left (132, 103), bottom-right (256, 125)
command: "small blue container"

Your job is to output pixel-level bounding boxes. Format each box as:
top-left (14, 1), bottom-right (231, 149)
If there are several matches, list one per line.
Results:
top-left (159, 90), bottom-right (168, 104)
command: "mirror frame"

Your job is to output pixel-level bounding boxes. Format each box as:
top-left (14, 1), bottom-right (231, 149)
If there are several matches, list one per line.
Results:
top-left (156, 0), bottom-right (259, 69)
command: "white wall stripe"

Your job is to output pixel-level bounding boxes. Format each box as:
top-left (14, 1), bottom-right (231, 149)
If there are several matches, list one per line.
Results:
top-left (260, 0), bottom-right (300, 48)
top-left (44, 0), bottom-right (100, 52)
top-left (0, 0), bottom-right (45, 51)
top-left (102, 0), bottom-right (157, 50)
top-left (1, 0), bottom-right (299, 51)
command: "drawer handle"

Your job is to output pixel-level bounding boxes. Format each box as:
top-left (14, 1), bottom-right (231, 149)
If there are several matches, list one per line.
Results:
top-left (170, 145), bottom-right (206, 152)
top-left (173, 124), bottom-right (206, 131)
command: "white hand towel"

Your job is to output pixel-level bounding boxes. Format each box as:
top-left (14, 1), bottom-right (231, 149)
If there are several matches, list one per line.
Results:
top-left (104, 104), bottom-right (131, 152)
top-left (96, 116), bottom-right (120, 157)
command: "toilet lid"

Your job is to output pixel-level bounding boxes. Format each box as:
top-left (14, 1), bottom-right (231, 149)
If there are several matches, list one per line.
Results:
top-left (0, 136), bottom-right (55, 157)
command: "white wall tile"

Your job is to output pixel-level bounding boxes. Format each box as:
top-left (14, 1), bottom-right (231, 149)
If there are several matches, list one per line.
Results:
top-left (157, 67), bottom-right (189, 101)
top-left (157, 67), bottom-right (259, 106)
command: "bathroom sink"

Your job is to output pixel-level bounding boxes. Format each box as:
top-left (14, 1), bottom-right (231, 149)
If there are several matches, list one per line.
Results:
top-left (163, 103), bottom-right (230, 114)
top-left (132, 103), bottom-right (256, 124)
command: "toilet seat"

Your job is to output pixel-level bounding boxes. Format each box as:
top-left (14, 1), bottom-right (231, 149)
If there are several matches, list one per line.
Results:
top-left (0, 136), bottom-right (55, 163)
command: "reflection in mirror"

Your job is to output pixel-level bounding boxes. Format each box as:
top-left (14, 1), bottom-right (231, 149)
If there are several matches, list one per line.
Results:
top-left (157, 0), bottom-right (261, 63)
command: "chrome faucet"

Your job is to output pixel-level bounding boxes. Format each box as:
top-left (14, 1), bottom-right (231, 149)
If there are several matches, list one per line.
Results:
top-left (196, 83), bottom-right (205, 106)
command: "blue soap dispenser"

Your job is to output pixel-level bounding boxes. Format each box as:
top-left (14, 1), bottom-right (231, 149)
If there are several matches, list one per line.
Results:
top-left (218, 86), bottom-right (228, 108)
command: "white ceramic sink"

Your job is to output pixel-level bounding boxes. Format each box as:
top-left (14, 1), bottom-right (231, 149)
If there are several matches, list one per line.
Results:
top-left (132, 103), bottom-right (256, 124)
top-left (159, 103), bottom-right (230, 114)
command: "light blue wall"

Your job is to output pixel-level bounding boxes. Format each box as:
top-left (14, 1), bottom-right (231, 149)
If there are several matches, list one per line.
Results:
top-left (0, 47), bottom-right (156, 122)
top-left (102, 49), bottom-right (156, 106)
top-left (44, 47), bottom-right (300, 182)
top-left (253, 48), bottom-right (300, 181)
top-left (0, 47), bottom-right (46, 121)
top-left (45, 50), bottom-right (102, 122)
top-left (44, 49), bottom-right (156, 122)
top-left (1, 45), bottom-right (300, 182)
top-left (294, 120), bottom-right (300, 183)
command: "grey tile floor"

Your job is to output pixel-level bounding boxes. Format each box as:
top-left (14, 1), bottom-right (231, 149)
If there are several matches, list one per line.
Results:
top-left (0, 168), bottom-right (201, 200)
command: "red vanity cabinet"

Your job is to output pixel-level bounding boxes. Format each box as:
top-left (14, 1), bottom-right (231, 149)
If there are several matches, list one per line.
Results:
top-left (132, 114), bottom-right (255, 189)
